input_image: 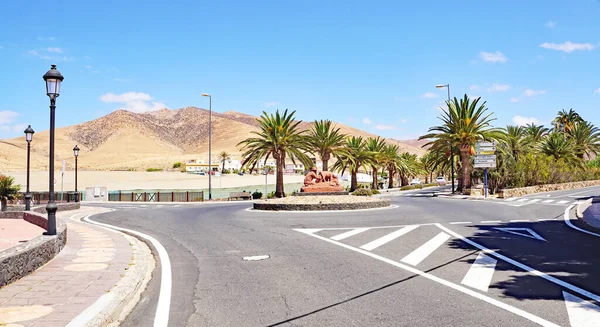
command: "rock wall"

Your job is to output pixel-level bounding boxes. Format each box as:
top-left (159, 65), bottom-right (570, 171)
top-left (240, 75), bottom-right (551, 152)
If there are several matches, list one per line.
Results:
top-left (499, 180), bottom-right (600, 199)
top-left (254, 199), bottom-right (390, 211)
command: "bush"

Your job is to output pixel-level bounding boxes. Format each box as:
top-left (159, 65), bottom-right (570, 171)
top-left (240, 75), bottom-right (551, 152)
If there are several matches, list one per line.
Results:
top-left (399, 185), bottom-right (422, 191)
top-left (372, 189), bottom-right (380, 195)
top-left (222, 168), bottom-right (231, 174)
top-left (146, 168), bottom-right (163, 172)
top-left (173, 162), bottom-right (182, 169)
top-left (0, 175), bottom-right (20, 211)
top-left (252, 190), bottom-right (263, 199)
top-left (353, 189), bottom-right (373, 196)
top-left (267, 191), bottom-right (276, 199)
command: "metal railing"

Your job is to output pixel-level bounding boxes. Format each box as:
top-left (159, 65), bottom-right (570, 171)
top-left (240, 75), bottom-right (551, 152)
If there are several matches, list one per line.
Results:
top-left (10, 192), bottom-right (82, 205)
top-left (108, 190), bottom-right (204, 202)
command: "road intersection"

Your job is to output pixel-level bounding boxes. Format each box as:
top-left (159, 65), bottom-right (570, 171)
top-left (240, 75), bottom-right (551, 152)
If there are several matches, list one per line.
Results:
top-left (86, 185), bottom-right (600, 326)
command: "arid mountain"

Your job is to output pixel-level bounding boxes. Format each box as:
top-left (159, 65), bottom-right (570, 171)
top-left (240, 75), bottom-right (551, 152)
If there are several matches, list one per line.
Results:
top-left (0, 107), bottom-right (424, 171)
top-left (396, 138), bottom-right (431, 150)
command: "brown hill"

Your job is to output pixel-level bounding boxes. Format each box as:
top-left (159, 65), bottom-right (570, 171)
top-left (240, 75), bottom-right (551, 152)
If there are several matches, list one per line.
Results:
top-left (0, 107), bottom-right (424, 172)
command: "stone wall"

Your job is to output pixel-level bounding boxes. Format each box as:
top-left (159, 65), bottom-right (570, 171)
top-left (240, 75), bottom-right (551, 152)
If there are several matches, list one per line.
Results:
top-left (0, 212), bottom-right (67, 287)
top-left (498, 180), bottom-right (600, 199)
top-left (254, 199), bottom-right (390, 211)
top-left (0, 202), bottom-right (81, 219)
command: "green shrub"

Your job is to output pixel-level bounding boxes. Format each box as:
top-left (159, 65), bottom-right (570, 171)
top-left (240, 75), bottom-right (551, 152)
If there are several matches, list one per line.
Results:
top-left (372, 189), bottom-right (380, 195)
top-left (267, 191), bottom-right (276, 199)
top-left (172, 162), bottom-right (182, 169)
top-left (252, 190), bottom-right (263, 199)
top-left (353, 189), bottom-right (373, 196)
top-left (146, 168), bottom-right (163, 172)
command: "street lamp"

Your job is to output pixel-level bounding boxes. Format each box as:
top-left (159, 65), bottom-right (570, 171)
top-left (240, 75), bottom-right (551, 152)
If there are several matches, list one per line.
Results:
top-left (202, 93), bottom-right (212, 200)
top-left (24, 125), bottom-right (35, 211)
top-left (43, 64), bottom-right (64, 236)
top-left (73, 145), bottom-right (80, 202)
top-left (435, 83), bottom-right (455, 194)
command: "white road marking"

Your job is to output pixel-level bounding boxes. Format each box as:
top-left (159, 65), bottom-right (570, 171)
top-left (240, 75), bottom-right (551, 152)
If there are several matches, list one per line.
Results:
top-left (242, 255), bottom-right (270, 261)
top-left (572, 201), bottom-right (581, 205)
top-left (563, 205), bottom-right (600, 238)
top-left (157, 205), bottom-right (164, 208)
top-left (557, 200), bottom-right (569, 204)
top-left (140, 205), bottom-right (148, 207)
top-left (528, 199), bottom-right (541, 203)
top-left (437, 223), bottom-right (600, 304)
top-left (296, 229), bottom-right (560, 327)
top-left (173, 205), bottom-right (181, 207)
top-left (401, 232), bottom-right (450, 266)
top-left (517, 198), bottom-right (530, 202)
top-left (331, 228), bottom-right (371, 241)
top-left (542, 200), bottom-right (555, 203)
top-left (360, 225), bottom-right (419, 251)
top-left (480, 220), bottom-right (501, 224)
top-left (563, 291), bottom-right (600, 327)
top-left (461, 252), bottom-right (498, 292)
top-left (449, 221), bottom-right (472, 225)
top-left (505, 198), bottom-right (519, 202)
top-left (494, 228), bottom-right (547, 242)
top-left (509, 219), bottom-right (531, 223)
top-left (246, 204), bottom-right (400, 213)
top-left (66, 292), bottom-right (116, 327)
top-left (84, 215), bottom-right (172, 327)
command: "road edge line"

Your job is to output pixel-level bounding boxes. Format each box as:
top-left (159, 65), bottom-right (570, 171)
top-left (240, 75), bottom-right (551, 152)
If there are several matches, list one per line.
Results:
top-left (83, 214), bottom-right (172, 327)
top-left (564, 204), bottom-right (600, 238)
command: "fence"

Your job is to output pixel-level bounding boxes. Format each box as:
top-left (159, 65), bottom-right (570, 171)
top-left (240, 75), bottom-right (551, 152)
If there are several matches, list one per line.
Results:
top-left (108, 190), bottom-right (204, 202)
top-left (10, 192), bottom-right (83, 205)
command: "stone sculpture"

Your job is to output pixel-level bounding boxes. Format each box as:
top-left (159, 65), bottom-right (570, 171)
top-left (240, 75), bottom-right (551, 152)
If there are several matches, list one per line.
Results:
top-left (301, 167), bottom-right (344, 193)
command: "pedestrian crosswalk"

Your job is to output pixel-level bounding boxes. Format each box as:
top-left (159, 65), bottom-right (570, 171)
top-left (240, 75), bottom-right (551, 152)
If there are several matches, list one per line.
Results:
top-left (296, 223), bottom-right (600, 326)
top-left (503, 197), bottom-right (581, 206)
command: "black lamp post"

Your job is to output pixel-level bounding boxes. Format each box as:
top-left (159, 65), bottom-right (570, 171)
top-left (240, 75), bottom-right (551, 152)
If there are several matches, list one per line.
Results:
top-left (24, 125), bottom-right (35, 211)
top-left (202, 93), bottom-right (212, 200)
top-left (436, 83), bottom-right (455, 194)
top-left (73, 145), bottom-right (79, 202)
top-left (43, 64), bottom-right (64, 236)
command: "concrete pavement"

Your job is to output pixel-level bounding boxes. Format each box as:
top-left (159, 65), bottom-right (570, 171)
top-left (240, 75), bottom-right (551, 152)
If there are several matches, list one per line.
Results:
top-left (88, 185), bottom-right (600, 326)
top-left (0, 207), bottom-right (154, 327)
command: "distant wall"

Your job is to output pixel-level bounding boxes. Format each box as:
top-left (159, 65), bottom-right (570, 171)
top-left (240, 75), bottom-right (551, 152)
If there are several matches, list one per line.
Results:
top-left (499, 180), bottom-right (600, 199)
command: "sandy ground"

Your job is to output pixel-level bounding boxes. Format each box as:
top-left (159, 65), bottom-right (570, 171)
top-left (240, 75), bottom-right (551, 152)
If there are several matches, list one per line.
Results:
top-left (5, 171), bottom-right (307, 192)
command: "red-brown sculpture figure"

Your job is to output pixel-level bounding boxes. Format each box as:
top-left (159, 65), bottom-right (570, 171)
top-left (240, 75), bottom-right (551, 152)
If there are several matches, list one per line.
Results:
top-left (301, 167), bottom-right (344, 193)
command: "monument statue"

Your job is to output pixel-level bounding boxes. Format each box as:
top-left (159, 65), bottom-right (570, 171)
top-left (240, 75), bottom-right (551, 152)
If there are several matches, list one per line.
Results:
top-left (301, 167), bottom-right (344, 193)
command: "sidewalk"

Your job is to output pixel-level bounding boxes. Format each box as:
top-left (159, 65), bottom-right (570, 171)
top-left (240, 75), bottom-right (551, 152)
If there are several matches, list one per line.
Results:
top-left (0, 220), bottom-right (45, 252)
top-left (581, 197), bottom-right (600, 229)
top-left (0, 207), bottom-right (153, 327)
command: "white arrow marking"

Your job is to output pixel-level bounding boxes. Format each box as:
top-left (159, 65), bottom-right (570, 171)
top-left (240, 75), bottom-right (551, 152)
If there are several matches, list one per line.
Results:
top-left (494, 228), bottom-right (547, 242)
top-left (563, 291), bottom-right (600, 327)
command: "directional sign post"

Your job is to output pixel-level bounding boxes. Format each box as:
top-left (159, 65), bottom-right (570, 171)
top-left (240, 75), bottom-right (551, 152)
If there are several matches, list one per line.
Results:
top-left (474, 142), bottom-right (497, 198)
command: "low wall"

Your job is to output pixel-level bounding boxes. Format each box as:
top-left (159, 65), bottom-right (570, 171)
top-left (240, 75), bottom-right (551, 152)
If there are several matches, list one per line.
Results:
top-left (0, 212), bottom-right (68, 287)
top-left (0, 202), bottom-right (81, 219)
top-left (498, 180), bottom-right (600, 199)
top-left (254, 199), bottom-right (390, 211)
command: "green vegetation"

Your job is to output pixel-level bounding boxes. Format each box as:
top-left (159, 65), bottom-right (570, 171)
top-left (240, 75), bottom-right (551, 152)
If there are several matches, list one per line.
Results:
top-left (252, 190), bottom-right (263, 199)
top-left (0, 175), bottom-right (20, 211)
top-left (146, 168), bottom-right (163, 172)
top-left (352, 188), bottom-right (373, 196)
top-left (306, 119), bottom-right (347, 171)
top-left (172, 162), bottom-right (182, 169)
top-left (219, 151), bottom-right (231, 173)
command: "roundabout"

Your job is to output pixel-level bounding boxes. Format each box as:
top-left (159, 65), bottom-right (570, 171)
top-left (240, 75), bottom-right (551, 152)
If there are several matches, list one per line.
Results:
top-left (252, 194), bottom-right (391, 211)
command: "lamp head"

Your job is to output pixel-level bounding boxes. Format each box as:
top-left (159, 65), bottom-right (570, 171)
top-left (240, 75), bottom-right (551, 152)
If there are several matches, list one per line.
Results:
top-left (435, 84), bottom-right (448, 89)
top-left (73, 144), bottom-right (80, 157)
top-left (43, 64), bottom-right (64, 100)
top-left (24, 125), bottom-right (35, 142)
top-left (202, 93), bottom-right (210, 97)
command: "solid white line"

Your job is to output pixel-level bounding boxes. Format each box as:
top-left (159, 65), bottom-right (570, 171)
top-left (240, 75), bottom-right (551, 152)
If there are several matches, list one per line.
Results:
top-left (563, 291), bottom-right (600, 327)
top-left (449, 221), bottom-right (472, 225)
top-left (510, 219), bottom-right (531, 223)
top-left (436, 223), bottom-right (600, 304)
top-left (331, 228), bottom-right (371, 241)
top-left (480, 220), bottom-right (501, 224)
top-left (528, 199), bottom-right (541, 203)
top-left (401, 232), bottom-right (450, 266)
top-left (505, 198), bottom-right (519, 202)
top-left (84, 215), bottom-right (171, 327)
top-left (245, 204), bottom-right (400, 214)
top-left (557, 200), bottom-right (569, 204)
top-left (461, 252), bottom-right (498, 292)
top-left (542, 200), bottom-right (555, 203)
top-left (563, 205), bottom-right (600, 238)
top-left (66, 292), bottom-right (116, 327)
top-left (296, 229), bottom-right (560, 327)
top-left (360, 225), bottom-right (419, 251)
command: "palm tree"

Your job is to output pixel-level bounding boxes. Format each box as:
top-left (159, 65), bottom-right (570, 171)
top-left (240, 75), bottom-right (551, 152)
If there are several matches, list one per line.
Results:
top-left (569, 121), bottom-right (600, 159)
top-left (381, 144), bottom-right (401, 188)
top-left (540, 132), bottom-right (580, 165)
top-left (419, 151), bottom-right (437, 183)
top-left (397, 152), bottom-right (420, 186)
top-left (420, 95), bottom-right (502, 192)
top-left (219, 151), bottom-right (231, 172)
top-left (524, 123), bottom-right (549, 145)
top-left (0, 175), bottom-right (20, 211)
top-left (365, 136), bottom-right (386, 189)
top-left (552, 109), bottom-right (582, 133)
top-left (332, 136), bottom-right (374, 191)
top-left (502, 125), bottom-right (528, 161)
top-left (306, 120), bottom-right (347, 171)
top-left (238, 109), bottom-right (314, 198)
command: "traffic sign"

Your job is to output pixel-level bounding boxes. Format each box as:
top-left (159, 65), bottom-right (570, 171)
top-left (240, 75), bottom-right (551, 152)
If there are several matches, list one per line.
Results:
top-left (476, 141), bottom-right (496, 147)
top-left (475, 155), bottom-right (496, 160)
top-left (474, 162), bottom-right (496, 168)
top-left (476, 151), bottom-right (495, 155)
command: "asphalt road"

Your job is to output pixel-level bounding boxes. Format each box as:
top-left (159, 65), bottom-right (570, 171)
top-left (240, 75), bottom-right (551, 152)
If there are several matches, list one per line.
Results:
top-left (85, 185), bottom-right (600, 327)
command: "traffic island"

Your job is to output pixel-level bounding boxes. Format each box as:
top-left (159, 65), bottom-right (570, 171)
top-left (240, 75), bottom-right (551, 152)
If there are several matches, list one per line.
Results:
top-left (253, 195), bottom-right (391, 211)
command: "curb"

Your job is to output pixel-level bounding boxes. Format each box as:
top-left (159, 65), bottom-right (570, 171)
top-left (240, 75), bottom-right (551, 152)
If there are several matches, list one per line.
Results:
top-left (575, 199), bottom-right (600, 232)
top-left (67, 210), bottom-right (156, 327)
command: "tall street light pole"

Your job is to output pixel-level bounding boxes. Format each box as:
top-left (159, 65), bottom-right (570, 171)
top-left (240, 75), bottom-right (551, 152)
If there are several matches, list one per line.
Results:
top-left (73, 145), bottom-right (80, 202)
top-left (202, 93), bottom-right (212, 200)
top-left (43, 64), bottom-right (64, 236)
top-left (24, 125), bottom-right (35, 211)
top-left (436, 84), bottom-right (455, 194)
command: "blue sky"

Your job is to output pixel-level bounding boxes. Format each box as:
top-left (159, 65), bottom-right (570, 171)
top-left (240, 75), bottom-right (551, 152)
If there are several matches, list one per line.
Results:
top-left (1, 0), bottom-right (599, 141)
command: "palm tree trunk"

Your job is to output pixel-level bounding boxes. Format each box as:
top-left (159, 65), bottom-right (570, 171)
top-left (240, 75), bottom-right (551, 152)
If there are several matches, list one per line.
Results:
top-left (460, 144), bottom-right (472, 193)
top-left (1, 199), bottom-right (6, 212)
top-left (371, 165), bottom-right (378, 189)
top-left (275, 155), bottom-right (285, 198)
top-left (388, 168), bottom-right (394, 188)
top-left (351, 171), bottom-right (358, 192)
top-left (322, 153), bottom-right (330, 171)
top-left (222, 161), bottom-right (225, 173)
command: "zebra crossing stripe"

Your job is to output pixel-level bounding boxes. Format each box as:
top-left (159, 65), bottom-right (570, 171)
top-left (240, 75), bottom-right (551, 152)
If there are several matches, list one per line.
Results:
top-left (331, 228), bottom-right (370, 241)
top-left (557, 200), bottom-right (569, 204)
top-left (528, 199), bottom-right (541, 203)
top-left (461, 253), bottom-right (498, 292)
top-left (517, 198), bottom-right (529, 202)
top-left (360, 225), bottom-right (419, 251)
top-left (401, 232), bottom-right (450, 266)
top-left (505, 198), bottom-right (519, 202)
top-left (542, 200), bottom-right (554, 203)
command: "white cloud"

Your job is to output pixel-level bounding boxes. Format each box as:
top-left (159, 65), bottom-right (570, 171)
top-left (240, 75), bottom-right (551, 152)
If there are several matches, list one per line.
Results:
top-left (0, 125), bottom-right (9, 133)
top-left (348, 117), bottom-right (358, 123)
top-left (594, 88), bottom-right (600, 94)
top-left (487, 83), bottom-right (510, 92)
top-left (375, 124), bottom-right (397, 131)
top-left (99, 92), bottom-right (167, 113)
top-left (84, 56), bottom-right (92, 60)
top-left (513, 115), bottom-right (541, 126)
top-left (0, 110), bottom-right (19, 124)
top-left (468, 95), bottom-right (481, 100)
top-left (510, 97), bottom-right (520, 103)
top-left (400, 119), bottom-right (408, 123)
top-left (46, 47), bottom-right (62, 53)
top-left (11, 123), bottom-right (28, 133)
top-left (28, 49), bottom-right (72, 61)
top-left (545, 21), bottom-right (556, 28)
top-left (540, 41), bottom-right (595, 53)
top-left (421, 92), bottom-right (438, 99)
top-left (263, 101), bottom-right (280, 108)
top-left (479, 51), bottom-right (508, 63)
top-left (84, 65), bottom-right (93, 69)
top-left (469, 85), bottom-right (480, 91)
top-left (114, 78), bottom-right (132, 83)
top-left (37, 36), bottom-right (56, 41)
top-left (362, 118), bottom-right (372, 125)
top-left (523, 89), bottom-right (546, 97)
